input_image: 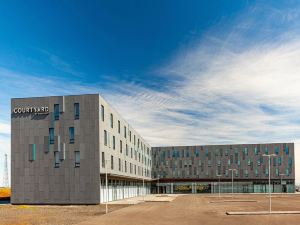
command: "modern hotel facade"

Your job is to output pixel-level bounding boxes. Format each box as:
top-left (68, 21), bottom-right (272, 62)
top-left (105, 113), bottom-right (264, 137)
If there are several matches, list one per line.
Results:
top-left (152, 144), bottom-right (295, 194)
top-left (11, 94), bottom-right (295, 204)
top-left (11, 94), bottom-right (152, 204)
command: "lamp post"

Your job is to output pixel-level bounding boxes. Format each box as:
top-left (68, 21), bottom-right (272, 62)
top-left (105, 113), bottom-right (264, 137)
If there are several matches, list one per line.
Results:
top-left (157, 175), bottom-right (160, 194)
top-left (216, 174), bottom-right (221, 198)
top-left (105, 158), bottom-right (109, 214)
top-left (263, 154), bottom-right (277, 214)
top-left (143, 177), bottom-right (145, 201)
top-left (228, 169), bottom-right (237, 198)
top-left (279, 173), bottom-right (285, 193)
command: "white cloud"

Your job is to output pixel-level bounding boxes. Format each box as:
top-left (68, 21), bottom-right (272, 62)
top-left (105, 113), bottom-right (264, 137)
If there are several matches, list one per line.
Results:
top-left (1, 2), bottom-right (300, 184)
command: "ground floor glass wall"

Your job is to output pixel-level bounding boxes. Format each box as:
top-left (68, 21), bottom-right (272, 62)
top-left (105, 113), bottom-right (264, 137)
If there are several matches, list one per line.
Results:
top-left (155, 180), bottom-right (295, 194)
top-left (100, 178), bottom-right (151, 203)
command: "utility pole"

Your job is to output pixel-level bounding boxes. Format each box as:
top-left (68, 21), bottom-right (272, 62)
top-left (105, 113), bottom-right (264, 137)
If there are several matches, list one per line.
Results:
top-left (228, 169), bottom-right (237, 198)
top-left (263, 154), bottom-right (277, 214)
top-left (3, 154), bottom-right (9, 187)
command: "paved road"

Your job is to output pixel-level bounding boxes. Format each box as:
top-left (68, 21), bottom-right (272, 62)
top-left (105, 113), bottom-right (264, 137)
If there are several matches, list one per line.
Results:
top-left (76, 194), bottom-right (300, 225)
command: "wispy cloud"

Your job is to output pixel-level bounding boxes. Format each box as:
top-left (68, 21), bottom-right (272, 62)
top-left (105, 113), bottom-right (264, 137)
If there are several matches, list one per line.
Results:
top-left (1, 2), bottom-right (300, 183)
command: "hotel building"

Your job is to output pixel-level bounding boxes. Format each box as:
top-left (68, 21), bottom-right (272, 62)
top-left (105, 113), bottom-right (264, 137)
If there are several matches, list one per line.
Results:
top-left (11, 94), bottom-right (295, 204)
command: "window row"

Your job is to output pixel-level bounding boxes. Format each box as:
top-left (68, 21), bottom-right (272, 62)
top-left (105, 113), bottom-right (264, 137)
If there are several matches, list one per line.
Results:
top-left (53, 103), bottom-right (80, 120)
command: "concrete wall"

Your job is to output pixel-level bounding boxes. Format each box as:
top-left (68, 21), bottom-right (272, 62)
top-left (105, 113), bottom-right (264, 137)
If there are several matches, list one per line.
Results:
top-left (11, 94), bottom-right (100, 204)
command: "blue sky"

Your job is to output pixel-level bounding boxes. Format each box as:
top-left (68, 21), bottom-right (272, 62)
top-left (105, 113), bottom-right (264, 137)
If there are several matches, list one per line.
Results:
top-left (2, 0), bottom-right (300, 184)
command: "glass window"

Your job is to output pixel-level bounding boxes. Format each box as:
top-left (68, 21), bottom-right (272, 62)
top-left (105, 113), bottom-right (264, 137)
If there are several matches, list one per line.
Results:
top-left (118, 158), bottom-right (121, 171)
top-left (74, 103), bottom-right (80, 119)
top-left (254, 147), bottom-right (258, 155)
top-left (278, 156), bottom-right (282, 166)
top-left (275, 146), bottom-right (279, 155)
top-left (69, 127), bottom-right (75, 143)
top-left (255, 169), bottom-right (258, 177)
top-left (104, 130), bottom-right (107, 146)
top-left (129, 131), bottom-right (131, 142)
top-left (110, 113), bottom-right (113, 128)
top-left (286, 168), bottom-right (289, 176)
top-left (124, 126), bottom-right (127, 138)
top-left (112, 136), bottom-right (115, 149)
top-left (54, 104), bottom-right (59, 120)
top-left (285, 145), bottom-right (289, 155)
top-left (120, 140), bottom-right (122, 153)
top-left (126, 144), bottom-right (128, 156)
top-left (54, 151), bottom-right (60, 168)
top-left (118, 120), bottom-right (120, 133)
top-left (265, 147), bottom-right (268, 155)
top-left (111, 155), bottom-right (114, 170)
top-left (101, 105), bottom-right (104, 121)
top-left (75, 151), bottom-right (80, 167)
top-left (101, 152), bottom-right (105, 168)
top-left (29, 144), bottom-right (36, 161)
top-left (49, 128), bottom-right (54, 144)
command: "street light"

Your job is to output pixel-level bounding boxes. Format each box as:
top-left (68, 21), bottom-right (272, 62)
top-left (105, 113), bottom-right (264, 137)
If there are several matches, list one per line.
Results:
top-left (105, 158), bottom-right (110, 214)
top-left (263, 154), bottom-right (277, 214)
top-left (228, 169), bottom-right (237, 198)
top-left (157, 175), bottom-right (160, 194)
top-left (279, 173), bottom-right (285, 193)
top-left (216, 174), bottom-right (222, 198)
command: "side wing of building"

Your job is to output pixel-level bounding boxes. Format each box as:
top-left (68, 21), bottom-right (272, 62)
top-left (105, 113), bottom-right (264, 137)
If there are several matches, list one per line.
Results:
top-left (152, 143), bottom-right (294, 193)
top-left (98, 95), bottom-right (152, 202)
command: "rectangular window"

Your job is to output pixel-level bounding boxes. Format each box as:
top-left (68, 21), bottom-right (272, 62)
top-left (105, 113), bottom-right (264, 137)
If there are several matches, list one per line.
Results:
top-left (104, 130), bottom-right (107, 146)
top-left (102, 152), bottom-right (105, 168)
top-left (120, 140), bottom-right (122, 153)
top-left (29, 144), bottom-right (36, 161)
top-left (69, 127), bottom-right (75, 143)
top-left (49, 128), bottom-right (54, 144)
top-left (124, 126), bottom-right (127, 138)
top-left (112, 136), bottom-right (115, 149)
top-left (54, 151), bottom-right (60, 168)
top-left (118, 158), bottom-right (121, 171)
top-left (75, 151), bottom-right (80, 167)
top-left (118, 120), bottom-right (120, 133)
top-left (126, 144), bottom-right (128, 156)
top-left (101, 105), bottom-right (104, 121)
top-left (129, 131), bottom-right (131, 142)
top-left (110, 113), bottom-right (113, 128)
top-left (111, 155), bottom-right (114, 170)
top-left (54, 104), bottom-right (59, 120)
top-left (74, 103), bottom-right (80, 119)
top-left (131, 148), bottom-right (133, 158)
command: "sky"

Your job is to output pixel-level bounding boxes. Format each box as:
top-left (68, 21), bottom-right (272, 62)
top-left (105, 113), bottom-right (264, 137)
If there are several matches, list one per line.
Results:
top-left (1, 0), bottom-right (300, 185)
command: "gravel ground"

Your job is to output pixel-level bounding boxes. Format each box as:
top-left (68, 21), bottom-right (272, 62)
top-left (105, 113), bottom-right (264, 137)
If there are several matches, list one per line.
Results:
top-left (0, 204), bottom-right (128, 225)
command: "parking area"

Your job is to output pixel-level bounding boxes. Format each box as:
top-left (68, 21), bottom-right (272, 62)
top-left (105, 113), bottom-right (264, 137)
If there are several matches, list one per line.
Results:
top-left (1, 194), bottom-right (300, 225)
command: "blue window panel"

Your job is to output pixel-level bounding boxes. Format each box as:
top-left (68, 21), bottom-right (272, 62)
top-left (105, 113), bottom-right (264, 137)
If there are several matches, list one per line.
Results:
top-left (247, 159), bottom-right (251, 166)
top-left (285, 146), bottom-right (289, 155)
top-left (74, 103), bottom-right (80, 119)
top-left (278, 156), bottom-right (282, 166)
top-left (286, 168), bottom-right (289, 176)
top-left (276, 168), bottom-right (279, 176)
top-left (225, 149), bottom-right (229, 156)
top-left (54, 104), bottom-right (60, 120)
top-left (275, 146), bottom-right (279, 155)
top-left (225, 170), bottom-right (228, 177)
top-left (185, 149), bottom-right (189, 157)
top-left (288, 157), bottom-right (293, 166)
top-left (172, 151), bottom-right (176, 158)
top-left (255, 169), bottom-right (258, 177)
top-left (30, 144), bottom-right (36, 161)
top-left (49, 128), bottom-right (54, 144)
top-left (237, 159), bottom-right (241, 166)
top-left (265, 147), bottom-right (268, 155)
top-left (235, 170), bottom-right (238, 177)
top-left (195, 149), bottom-right (200, 157)
top-left (244, 148), bottom-right (248, 155)
top-left (69, 127), bottom-right (75, 143)
top-left (245, 170), bottom-right (248, 177)
top-left (205, 149), bottom-right (209, 157)
top-left (265, 169), bottom-right (269, 176)
top-left (254, 147), bottom-right (258, 155)
top-left (228, 159), bottom-right (231, 165)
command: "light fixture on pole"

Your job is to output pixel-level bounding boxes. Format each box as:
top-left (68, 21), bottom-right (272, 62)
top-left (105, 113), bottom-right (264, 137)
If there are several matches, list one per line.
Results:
top-left (216, 174), bottom-right (222, 198)
top-left (263, 154), bottom-right (277, 214)
top-left (157, 175), bottom-right (160, 194)
top-left (228, 169), bottom-right (237, 198)
top-left (105, 158), bottom-right (109, 214)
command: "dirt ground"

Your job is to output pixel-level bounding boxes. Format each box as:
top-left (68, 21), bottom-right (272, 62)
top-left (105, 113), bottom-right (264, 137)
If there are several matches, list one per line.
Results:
top-left (2, 194), bottom-right (300, 225)
top-left (0, 204), bottom-right (127, 225)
